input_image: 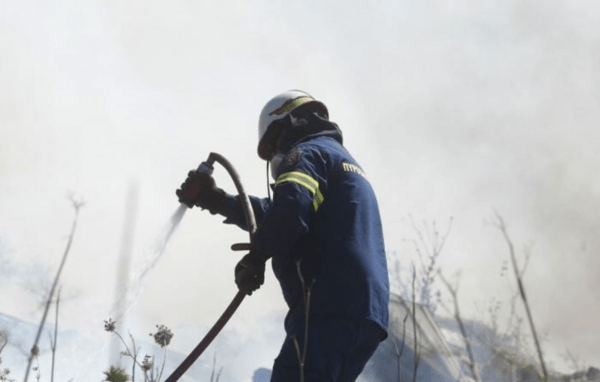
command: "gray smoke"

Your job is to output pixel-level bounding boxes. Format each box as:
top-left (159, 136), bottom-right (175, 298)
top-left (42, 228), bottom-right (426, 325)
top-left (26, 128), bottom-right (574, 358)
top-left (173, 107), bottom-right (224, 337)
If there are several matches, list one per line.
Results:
top-left (1, 0), bottom-right (598, 375)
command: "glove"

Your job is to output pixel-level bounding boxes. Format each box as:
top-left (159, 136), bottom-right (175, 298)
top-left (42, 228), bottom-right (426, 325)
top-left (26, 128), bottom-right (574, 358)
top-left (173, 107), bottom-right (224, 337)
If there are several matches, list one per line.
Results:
top-left (235, 251), bottom-right (266, 296)
top-left (176, 170), bottom-right (225, 214)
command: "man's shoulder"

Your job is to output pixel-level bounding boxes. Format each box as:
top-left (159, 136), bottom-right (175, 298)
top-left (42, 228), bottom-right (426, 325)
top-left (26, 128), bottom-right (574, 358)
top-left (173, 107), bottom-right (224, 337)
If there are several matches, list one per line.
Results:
top-left (294, 136), bottom-right (346, 157)
top-left (275, 138), bottom-right (337, 179)
top-left (299, 138), bottom-right (367, 178)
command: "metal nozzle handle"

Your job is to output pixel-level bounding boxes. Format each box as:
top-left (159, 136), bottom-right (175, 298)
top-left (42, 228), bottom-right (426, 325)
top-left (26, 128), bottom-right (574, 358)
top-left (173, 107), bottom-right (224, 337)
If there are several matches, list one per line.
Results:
top-left (231, 243), bottom-right (252, 252)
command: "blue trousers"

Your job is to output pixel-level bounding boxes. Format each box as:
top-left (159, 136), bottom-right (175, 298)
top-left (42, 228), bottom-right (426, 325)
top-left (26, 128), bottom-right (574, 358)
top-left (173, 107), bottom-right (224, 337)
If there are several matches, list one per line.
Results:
top-left (270, 315), bottom-right (384, 382)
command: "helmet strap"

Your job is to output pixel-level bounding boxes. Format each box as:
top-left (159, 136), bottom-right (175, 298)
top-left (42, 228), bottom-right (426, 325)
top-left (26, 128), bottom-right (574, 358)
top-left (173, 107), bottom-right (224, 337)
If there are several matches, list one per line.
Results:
top-left (266, 160), bottom-right (272, 201)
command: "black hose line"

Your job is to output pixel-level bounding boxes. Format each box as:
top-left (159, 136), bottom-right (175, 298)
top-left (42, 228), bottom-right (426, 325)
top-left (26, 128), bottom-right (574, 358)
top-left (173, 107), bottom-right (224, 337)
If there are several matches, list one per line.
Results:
top-left (165, 152), bottom-right (257, 382)
top-left (208, 152), bottom-right (257, 239)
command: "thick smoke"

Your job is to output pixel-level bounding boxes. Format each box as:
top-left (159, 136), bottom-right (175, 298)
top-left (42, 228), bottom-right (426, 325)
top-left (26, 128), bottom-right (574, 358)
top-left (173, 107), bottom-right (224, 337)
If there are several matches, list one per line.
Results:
top-left (1, 0), bottom-right (598, 375)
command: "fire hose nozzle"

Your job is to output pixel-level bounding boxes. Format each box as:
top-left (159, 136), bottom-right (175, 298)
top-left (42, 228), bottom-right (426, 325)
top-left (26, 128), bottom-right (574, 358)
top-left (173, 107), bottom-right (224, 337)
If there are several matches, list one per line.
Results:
top-left (196, 160), bottom-right (214, 175)
top-left (177, 160), bottom-right (215, 208)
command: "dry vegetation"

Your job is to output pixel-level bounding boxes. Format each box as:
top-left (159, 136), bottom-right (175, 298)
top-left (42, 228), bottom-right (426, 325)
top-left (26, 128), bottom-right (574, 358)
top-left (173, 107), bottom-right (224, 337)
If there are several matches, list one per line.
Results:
top-left (0, 206), bottom-right (597, 382)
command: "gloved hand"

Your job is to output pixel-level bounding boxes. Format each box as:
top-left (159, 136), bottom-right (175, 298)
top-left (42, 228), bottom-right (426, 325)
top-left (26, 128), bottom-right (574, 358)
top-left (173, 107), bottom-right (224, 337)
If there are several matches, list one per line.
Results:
top-left (235, 251), bottom-right (266, 296)
top-left (176, 170), bottom-right (225, 214)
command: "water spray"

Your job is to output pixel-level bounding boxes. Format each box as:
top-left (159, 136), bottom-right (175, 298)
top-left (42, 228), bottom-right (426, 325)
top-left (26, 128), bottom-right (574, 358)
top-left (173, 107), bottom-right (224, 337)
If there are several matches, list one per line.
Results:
top-left (116, 204), bottom-right (188, 320)
top-left (165, 152), bottom-right (257, 382)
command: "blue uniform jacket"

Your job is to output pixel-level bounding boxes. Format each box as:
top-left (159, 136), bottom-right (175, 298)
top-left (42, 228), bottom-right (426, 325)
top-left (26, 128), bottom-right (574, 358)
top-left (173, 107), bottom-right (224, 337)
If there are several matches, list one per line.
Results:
top-left (220, 135), bottom-right (389, 338)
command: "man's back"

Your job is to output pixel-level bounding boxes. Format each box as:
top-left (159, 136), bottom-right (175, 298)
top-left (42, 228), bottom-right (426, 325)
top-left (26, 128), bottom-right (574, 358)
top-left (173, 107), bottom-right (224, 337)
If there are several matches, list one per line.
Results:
top-left (270, 135), bottom-right (389, 337)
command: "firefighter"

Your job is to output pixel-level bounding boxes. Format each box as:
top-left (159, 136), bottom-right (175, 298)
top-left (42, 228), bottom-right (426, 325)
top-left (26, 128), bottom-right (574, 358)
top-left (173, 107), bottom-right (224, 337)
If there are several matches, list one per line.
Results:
top-left (177, 90), bottom-right (389, 381)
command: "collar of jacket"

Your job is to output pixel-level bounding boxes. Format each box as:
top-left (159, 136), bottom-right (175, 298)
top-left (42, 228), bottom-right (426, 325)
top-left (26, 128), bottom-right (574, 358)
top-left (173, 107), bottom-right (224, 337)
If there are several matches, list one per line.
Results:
top-left (277, 111), bottom-right (344, 155)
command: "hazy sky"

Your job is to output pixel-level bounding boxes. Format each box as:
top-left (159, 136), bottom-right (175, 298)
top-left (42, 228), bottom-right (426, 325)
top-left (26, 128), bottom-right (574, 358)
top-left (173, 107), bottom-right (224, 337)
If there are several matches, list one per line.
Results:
top-left (1, 0), bottom-right (599, 376)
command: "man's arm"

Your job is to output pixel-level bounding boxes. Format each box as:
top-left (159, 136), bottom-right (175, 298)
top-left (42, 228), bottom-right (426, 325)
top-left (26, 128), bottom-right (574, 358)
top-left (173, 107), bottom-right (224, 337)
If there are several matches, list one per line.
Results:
top-left (251, 148), bottom-right (327, 260)
top-left (219, 194), bottom-right (272, 232)
top-left (233, 146), bottom-right (327, 295)
top-left (251, 182), bottom-right (313, 260)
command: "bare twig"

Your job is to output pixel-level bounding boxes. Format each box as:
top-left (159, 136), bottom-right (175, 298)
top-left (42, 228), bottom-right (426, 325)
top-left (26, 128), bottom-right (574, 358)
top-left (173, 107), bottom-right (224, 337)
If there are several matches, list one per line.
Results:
top-left (494, 212), bottom-right (548, 381)
top-left (291, 259), bottom-right (315, 382)
top-left (24, 196), bottom-right (84, 382)
top-left (110, 328), bottom-right (143, 381)
top-left (392, 308), bottom-right (410, 381)
top-left (33, 354), bottom-right (41, 382)
top-left (520, 243), bottom-right (534, 277)
top-left (208, 352), bottom-right (224, 382)
top-left (412, 353), bottom-right (420, 382)
top-left (392, 340), bottom-right (401, 381)
top-left (210, 353), bottom-right (217, 382)
top-left (128, 333), bottom-right (142, 382)
top-left (50, 288), bottom-right (61, 382)
top-left (438, 271), bottom-right (482, 382)
top-left (497, 258), bottom-right (527, 352)
top-left (407, 216), bottom-right (452, 262)
top-left (157, 347), bottom-right (168, 382)
top-left (411, 264), bottom-right (419, 382)
top-left (0, 330), bottom-right (8, 355)
top-left (403, 216), bottom-right (453, 314)
top-left (106, 320), bottom-right (173, 382)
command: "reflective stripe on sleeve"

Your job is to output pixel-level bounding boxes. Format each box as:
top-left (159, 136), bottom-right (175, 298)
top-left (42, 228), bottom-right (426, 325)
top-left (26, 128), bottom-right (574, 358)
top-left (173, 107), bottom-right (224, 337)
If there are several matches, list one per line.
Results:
top-left (275, 171), bottom-right (325, 212)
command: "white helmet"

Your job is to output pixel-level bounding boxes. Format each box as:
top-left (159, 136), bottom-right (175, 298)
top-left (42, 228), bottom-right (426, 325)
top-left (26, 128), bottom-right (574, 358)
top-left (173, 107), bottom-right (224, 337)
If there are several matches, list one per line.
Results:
top-left (257, 90), bottom-right (328, 160)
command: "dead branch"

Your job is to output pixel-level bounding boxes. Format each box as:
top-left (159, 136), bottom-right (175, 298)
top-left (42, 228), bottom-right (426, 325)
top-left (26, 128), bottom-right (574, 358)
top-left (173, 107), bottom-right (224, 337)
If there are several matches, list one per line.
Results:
top-left (128, 332), bottom-right (140, 382)
top-left (438, 271), bottom-right (482, 382)
top-left (520, 243), bottom-right (534, 277)
top-left (24, 196), bottom-right (84, 382)
top-left (50, 288), bottom-right (61, 382)
top-left (157, 346), bottom-right (168, 382)
top-left (0, 330), bottom-right (7, 355)
top-left (407, 215), bottom-right (453, 262)
top-left (493, 212), bottom-right (548, 381)
top-left (393, 307), bottom-right (410, 381)
top-left (210, 353), bottom-right (217, 382)
top-left (403, 216), bottom-right (453, 314)
top-left (411, 264), bottom-right (420, 382)
top-left (209, 352), bottom-right (224, 382)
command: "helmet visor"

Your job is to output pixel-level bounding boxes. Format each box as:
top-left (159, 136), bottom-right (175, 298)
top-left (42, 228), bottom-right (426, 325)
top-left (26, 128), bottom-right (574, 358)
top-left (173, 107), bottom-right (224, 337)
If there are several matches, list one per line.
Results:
top-left (257, 120), bottom-right (285, 160)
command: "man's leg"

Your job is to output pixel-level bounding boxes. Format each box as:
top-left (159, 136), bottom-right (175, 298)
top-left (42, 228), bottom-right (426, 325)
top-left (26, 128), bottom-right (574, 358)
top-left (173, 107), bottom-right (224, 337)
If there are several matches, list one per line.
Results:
top-left (270, 315), bottom-right (344, 382)
top-left (270, 316), bottom-right (384, 382)
top-left (337, 319), bottom-right (385, 382)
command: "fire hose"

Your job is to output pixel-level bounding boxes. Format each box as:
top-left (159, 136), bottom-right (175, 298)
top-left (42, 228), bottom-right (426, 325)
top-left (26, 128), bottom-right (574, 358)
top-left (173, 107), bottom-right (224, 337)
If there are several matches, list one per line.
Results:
top-left (165, 152), bottom-right (257, 382)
